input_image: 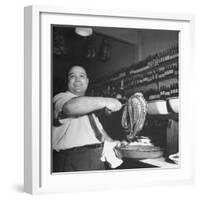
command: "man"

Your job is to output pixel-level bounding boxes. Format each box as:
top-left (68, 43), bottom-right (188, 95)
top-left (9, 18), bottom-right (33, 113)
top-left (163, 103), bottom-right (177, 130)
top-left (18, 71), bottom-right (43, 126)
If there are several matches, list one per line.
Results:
top-left (100, 90), bottom-right (128, 141)
top-left (52, 65), bottom-right (122, 172)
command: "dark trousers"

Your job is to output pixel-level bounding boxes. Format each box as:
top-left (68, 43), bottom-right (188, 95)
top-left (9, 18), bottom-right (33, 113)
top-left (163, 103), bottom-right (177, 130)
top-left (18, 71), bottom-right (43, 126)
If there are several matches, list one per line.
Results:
top-left (53, 145), bottom-right (105, 172)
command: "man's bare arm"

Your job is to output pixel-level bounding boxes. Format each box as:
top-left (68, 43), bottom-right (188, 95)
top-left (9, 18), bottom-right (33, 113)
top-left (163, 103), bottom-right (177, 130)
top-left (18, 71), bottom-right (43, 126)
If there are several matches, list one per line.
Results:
top-left (62, 96), bottom-right (122, 117)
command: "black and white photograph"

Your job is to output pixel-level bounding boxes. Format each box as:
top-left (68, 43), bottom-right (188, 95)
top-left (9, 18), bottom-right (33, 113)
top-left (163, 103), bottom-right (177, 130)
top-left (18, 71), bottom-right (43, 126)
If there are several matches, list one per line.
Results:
top-left (51, 25), bottom-right (179, 173)
top-left (23, 5), bottom-right (196, 195)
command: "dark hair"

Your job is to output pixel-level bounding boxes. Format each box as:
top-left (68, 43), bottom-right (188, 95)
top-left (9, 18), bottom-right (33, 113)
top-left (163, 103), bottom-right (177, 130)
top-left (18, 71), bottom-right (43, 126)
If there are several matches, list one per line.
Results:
top-left (64, 64), bottom-right (89, 89)
top-left (66, 64), bottom-right (88, 77)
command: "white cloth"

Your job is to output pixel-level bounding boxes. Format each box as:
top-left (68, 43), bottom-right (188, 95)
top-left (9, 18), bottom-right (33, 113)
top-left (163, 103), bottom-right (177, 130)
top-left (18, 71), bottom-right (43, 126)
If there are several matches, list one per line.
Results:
top-left (52, 91), bottom-right (102, 151)
top-left (101, 140), bottom-right (123, 168)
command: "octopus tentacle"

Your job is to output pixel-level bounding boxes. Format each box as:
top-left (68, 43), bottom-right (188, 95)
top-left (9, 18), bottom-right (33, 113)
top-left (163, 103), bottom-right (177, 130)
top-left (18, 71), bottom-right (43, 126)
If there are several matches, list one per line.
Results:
top-left (121, 92), bottom-right (147, 141)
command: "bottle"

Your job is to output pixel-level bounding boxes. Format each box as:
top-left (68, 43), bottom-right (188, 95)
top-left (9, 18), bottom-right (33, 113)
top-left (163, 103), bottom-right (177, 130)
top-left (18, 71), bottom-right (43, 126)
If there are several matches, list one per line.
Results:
top-left (149, 89), bottom-right (155, 100)
top-left (173, 83), bottom-right (176, 97)
top-left (176, 83), bottom-right (179, 97)
top-left (173, 84), bottom-right (175, 97)
top-left (164, 86), bottom-right (168, 98)
top-left (167, 86), bottom-right (171, 98)
top-left (164, 86), bottom-right (169, 99)
top-left (160, 86), bottom-right (163, 98)
top-left (164, 65), bottom-right (168, 78)
top-left (152, 70), bottom-right (155, 81)
top-left (169, 84), bottom-right (172, 97)
top-left (156, 87), bottom-right (161, 99)
top-left (170, 63), bottom-right (174, 76)
top-left (162, 86), bottom-right (165, 99)
top-left (170, 84), bottom-right (175, 97)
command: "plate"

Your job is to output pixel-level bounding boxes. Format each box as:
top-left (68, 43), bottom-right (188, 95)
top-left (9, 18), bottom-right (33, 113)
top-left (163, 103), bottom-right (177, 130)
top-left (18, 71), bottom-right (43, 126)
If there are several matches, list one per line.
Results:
top-left (115, 145), bottom-right (163, 159)
top-left (169, 153), bottom-right (179, 164)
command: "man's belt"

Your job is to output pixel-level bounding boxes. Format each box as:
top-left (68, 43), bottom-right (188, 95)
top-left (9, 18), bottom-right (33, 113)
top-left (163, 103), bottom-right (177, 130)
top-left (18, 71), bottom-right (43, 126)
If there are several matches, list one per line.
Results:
top-left (61, 143), bottom-right (103, 152)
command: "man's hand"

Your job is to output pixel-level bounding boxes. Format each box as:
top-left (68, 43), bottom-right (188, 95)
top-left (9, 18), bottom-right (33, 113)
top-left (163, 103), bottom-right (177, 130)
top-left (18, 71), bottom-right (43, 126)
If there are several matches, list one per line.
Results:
top-left (104, 98), bottom-right (122, 112)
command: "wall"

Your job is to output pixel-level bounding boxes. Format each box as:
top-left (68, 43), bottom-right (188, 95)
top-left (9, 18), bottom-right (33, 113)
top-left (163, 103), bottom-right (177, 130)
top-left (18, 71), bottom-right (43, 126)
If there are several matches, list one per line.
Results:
top-left (95, 26), bottom-right (139, 44)
top-left (90, 29), bottom-right (178, 80)
top-left (1, 0), bottom-right (200, 200)
top-left (52, 30), bottom-right (137, 94)
top-left (53, 28), bottom-right (178, 84)
top-left (139, 30), bottom-right (179, 60)
top-left (91, 30), bottom-right (178, 82)
top-left (87, 34), bottom-right (137, 80)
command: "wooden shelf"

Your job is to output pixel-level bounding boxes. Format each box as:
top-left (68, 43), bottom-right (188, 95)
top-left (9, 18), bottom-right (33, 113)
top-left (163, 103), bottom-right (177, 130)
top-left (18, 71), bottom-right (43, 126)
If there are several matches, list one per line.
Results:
top-left (129, 56), bottom-right (178, 76)
top-left (124, 74), bottom-right (178, 89)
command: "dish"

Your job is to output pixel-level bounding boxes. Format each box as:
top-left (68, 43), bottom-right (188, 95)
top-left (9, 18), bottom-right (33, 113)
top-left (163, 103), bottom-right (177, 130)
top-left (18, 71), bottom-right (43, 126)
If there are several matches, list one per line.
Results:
top-left (169, 153), bottom-right (179, 164)
top-left (116, 143), bottom-right (163, 159)
top-left (147, 100), bottom-right (168, 115)
top-left (168, 97), bottom-right (179, 113)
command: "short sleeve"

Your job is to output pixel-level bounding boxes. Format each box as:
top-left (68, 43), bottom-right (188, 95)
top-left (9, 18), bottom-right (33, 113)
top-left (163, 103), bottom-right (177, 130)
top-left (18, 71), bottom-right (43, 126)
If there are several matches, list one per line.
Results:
top-left (53, 92), bottom-right (76, 119)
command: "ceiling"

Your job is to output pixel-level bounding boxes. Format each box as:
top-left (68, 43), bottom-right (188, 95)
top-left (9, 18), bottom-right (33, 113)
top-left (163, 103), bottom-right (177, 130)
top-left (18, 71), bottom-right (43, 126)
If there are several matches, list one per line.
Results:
top-left (53, 25), bottom-right (140, 45)
top-left (93, 27), bottom-right (139, 45)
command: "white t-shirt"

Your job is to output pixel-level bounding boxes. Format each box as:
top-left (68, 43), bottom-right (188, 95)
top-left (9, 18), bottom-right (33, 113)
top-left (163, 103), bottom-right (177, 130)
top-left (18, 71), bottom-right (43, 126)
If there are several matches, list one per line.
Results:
top-left (52, 91), bottom-right (103, 151)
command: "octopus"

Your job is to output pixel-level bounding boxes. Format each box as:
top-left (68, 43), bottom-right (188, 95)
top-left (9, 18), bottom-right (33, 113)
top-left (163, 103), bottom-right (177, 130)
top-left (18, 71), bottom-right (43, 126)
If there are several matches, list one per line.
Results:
top-left (121, 92), bottom-right (148, 141)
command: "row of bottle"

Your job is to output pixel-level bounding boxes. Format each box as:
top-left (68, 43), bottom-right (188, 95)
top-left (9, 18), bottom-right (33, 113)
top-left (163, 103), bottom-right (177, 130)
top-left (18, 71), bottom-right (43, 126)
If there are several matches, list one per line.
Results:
top-left (91, 82), bottom-right (178, 102)
top-left (92, 76), bottom-right (178, 99)
top-left (123, 60), bottom-right (178, 89)
top-left (147, 44), bottom-right (178, 68)
top-left (109, 51), bottom-right (178, 88)
top-left (147, 83), bottom-right (179, 101)
top-left (97, 44), bottom-right (179, 86)
top-left (90, 44), bottom-right (179, 97)
top-left (160, 83), bottom-right (179, 99)
top-left (157, 62), bottom-right (178, 79)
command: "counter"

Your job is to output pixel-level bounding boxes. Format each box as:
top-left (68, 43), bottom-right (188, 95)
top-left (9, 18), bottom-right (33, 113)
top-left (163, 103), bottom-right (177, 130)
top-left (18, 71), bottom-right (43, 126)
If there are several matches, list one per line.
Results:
top-left (112, 157), bottom-right (178, 170)
top-left (139, 157), bottom-right (178, 168)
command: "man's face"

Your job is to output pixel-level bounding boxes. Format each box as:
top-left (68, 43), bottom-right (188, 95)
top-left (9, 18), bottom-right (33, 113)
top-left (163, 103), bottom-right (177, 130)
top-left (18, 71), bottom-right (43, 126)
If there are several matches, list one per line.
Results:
top-left (67, 66), bottom-right (89, 96)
